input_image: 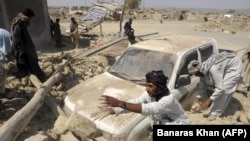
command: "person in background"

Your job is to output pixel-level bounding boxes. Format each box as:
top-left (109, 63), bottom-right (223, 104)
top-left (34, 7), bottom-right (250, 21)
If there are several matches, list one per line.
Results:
top-left (124, 18), bottom-right (136, 44)
top-left (127, 34), bottom-right (136, 45)
top-left (100, 70), bottom-right (190, 126)
top-left (124, 18), bottom-right (134, 36)
top-left (70, 17), bottom-right (79, 49)
top-left (187, 51), bottom-right (244, 121)
top-left (0, 28), bottom-right (12, 109)
top-left (49, 16), bottom-right (54, 39)
top-left (53, 18), bottom-right (62, 48)
top-left (11, 8), bottom-right (46, 82)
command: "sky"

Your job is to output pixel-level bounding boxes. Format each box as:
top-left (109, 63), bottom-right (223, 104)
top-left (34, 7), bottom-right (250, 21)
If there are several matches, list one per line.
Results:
top-left (47, 0), bottom-right (250, 9)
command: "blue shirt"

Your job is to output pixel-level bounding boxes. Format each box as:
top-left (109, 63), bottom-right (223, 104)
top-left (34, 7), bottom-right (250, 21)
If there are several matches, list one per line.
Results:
top-left (0, 28), bottom-right (12, 64)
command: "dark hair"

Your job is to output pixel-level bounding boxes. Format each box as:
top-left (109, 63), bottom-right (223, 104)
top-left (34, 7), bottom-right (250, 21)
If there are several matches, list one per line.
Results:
top-left (146, 70), bottom-right (170, 101)
top-left (22, 8), bottom-right (35, 17)
top-left (146, 70), bottom-right (168, 87)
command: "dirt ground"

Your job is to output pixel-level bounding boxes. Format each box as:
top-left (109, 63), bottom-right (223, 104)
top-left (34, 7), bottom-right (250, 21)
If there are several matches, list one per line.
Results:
top-left (1, 10), bottom-right (250, 141)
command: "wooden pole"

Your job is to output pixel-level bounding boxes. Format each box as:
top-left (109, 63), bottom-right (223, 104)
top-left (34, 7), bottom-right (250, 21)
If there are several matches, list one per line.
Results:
top-left (0, 60), bottom-right (67, 141)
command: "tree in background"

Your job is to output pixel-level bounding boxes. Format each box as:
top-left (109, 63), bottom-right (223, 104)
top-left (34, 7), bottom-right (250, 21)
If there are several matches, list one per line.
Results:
top-left (127, 0), bottom-right (142, 10)
top-left (119, 0), bottom-right (142, 34)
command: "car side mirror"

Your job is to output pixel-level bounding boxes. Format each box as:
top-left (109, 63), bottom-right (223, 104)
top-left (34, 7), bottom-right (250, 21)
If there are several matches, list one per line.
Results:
top-left (107, 55), bottom-right (120, 66)
top-left (176, 74), bottom-right (191, 87)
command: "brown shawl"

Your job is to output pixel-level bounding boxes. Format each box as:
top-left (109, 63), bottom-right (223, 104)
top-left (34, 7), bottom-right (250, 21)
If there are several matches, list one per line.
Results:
top-left (10, 13), bottom-right (30, 36)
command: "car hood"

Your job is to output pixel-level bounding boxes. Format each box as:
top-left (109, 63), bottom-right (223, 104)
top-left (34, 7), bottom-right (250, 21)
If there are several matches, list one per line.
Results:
top-left (64, 72), bottom-right (146, 134)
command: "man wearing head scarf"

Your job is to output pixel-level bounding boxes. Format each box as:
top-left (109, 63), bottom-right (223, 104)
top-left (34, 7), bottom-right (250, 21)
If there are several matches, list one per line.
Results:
top-left (124, 18), bottom-right (136, 44)
top-left (100, 70), bottom-right (190, 126)
top-left (11, 8), bottom-right (46, 82)
top-left (70, 17), bottom-right (79, 49)
top-left (53, 18), bottom-right (62, 48)
top-left (124, 18), bottom-right (134, 36)
top-left (0, 28), bottom-right (12, 109)
top-left (187, 51), bottom-right (244, 121)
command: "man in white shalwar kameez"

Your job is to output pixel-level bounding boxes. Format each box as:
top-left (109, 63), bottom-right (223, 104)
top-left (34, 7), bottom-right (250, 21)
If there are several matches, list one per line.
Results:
top-left (100, 70), bottom-right (190, 126)
top-left (187, 51), bottom-right (244, 121)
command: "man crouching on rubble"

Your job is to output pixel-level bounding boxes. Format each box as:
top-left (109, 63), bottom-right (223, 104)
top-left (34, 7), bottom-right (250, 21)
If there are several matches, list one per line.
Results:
top-left (187, 51), bottom-right (244, 121)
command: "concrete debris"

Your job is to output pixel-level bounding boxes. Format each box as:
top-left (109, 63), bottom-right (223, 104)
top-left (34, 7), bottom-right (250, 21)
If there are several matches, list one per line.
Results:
top-left (66, 112), bottom-right (97, 139)
top-left (24, 134), bottom-right (49, 141)
top-left (190, 102), bottom-right (202, 113)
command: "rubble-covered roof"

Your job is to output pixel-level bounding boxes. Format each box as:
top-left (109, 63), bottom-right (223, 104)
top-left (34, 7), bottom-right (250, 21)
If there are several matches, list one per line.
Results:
top-left (93, 2), bottom-right (122, 12)
top-left (79, 2), bottom-right (122, 33)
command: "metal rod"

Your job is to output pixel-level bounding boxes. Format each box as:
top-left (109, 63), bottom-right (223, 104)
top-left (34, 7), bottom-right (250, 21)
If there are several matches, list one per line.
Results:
top-left (81, 32), bottom-right (159, 57)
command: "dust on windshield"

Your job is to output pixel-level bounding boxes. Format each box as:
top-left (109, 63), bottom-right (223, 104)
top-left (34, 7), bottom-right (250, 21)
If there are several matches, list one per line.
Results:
top-left (109, 48), bottom-right (176, 83)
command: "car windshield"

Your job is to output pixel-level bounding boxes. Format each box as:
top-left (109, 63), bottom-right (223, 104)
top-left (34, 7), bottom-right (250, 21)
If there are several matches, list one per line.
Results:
top-left (109, 47), bottom-right (176, 85)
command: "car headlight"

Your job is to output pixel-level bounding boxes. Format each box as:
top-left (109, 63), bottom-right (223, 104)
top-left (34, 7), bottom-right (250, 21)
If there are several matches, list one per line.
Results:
top-left (102, 131), bottom-right (126, 141)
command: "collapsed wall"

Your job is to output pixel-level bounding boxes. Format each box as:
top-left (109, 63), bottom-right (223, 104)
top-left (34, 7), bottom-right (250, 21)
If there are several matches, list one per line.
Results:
top-left (0, 0), bottom-right (53, 52)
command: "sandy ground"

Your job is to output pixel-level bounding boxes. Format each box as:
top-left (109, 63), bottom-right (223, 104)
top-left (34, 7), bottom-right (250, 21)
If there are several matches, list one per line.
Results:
top-left (57, 19), bottom-right (250, 58)
top-left (87, 20), bottom-right (250, 50)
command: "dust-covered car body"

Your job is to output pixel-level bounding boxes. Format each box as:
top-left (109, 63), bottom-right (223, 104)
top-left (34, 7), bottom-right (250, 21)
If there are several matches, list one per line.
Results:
top-left (64, 35), bottom-right (219, 141)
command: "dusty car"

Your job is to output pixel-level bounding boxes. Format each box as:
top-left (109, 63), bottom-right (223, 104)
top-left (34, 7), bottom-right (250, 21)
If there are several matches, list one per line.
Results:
top-left (63, 35), bottom-right (236, 141)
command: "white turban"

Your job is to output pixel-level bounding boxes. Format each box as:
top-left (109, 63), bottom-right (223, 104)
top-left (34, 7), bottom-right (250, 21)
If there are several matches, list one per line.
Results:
top-left (187, 60), bottom-right (201, 75)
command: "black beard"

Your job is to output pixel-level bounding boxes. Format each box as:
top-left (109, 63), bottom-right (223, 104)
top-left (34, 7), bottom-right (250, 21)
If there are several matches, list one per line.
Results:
top-left (152, 87), bottom-right (169, 101)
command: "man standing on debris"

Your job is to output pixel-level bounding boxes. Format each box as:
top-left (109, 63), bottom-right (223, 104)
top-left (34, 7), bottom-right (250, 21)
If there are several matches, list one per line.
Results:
top-left (70, 17), bottom-right (79, 49)
top-left (0, 28), bottom-right (12, 97)
top-left (124, 18), bottom-right (134, 36)
top-left (11, 8), bottom-right (46, 82)
top-left (53, 18), bottom-right (62, 48)
top-left (124, 18), bottom-right (136, 44)
top-left (49, 16), bottom-right (54, 39)
top-left (187, 51), bottom-right (244, 121)
top-left (100, 70), bottom-right (190, 125)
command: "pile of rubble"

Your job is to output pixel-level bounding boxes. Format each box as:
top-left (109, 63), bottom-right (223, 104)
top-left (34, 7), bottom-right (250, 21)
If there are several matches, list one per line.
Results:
top-left (197, 13), bottom-right (250, 33)
top-left (0, 52), bottom-right (110, 141)
top-left (52, 7), bottom-right (250, 36)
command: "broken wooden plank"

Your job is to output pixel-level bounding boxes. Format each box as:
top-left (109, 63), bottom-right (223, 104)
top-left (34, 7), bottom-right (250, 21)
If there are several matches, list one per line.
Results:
top-left (0, 60), bottom-right (67, 141)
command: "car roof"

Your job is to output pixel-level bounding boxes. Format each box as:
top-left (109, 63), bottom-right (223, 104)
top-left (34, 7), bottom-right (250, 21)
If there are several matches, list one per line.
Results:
top-left (131, 35), bottom-right (214, 54)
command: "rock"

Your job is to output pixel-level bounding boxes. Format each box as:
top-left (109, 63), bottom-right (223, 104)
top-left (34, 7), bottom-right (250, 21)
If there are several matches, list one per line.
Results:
top-left (96, 66), bottom-right (103, 74)
top-left (11, 79), bottom-right (23, 89)
top-left (21, 77), bottom-right (29, 86)
top-left (53, 115), bottom-right (68, 134)
top-left (6, 76), bottom-right (16, 83)
top-left (190, 102), bottom-right (202, 113)
top-left (246, 112), bottom-right (250, 122)
top-left (56, 83), bottom-right (63, 91)
top-left (24, 134), bottom-right (49, 141)
top-left (60, 131), bottom-right (80, 141)
top-left (232, 111), bottom-right (241, 121)
top-left (66, 112), bottom-right (97, 139)
top-left (239, 113), bottom-right (249, 124)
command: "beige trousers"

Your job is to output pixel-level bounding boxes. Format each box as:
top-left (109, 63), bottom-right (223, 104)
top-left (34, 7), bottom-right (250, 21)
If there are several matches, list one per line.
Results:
top-left (71, 33), bottom-right (79, 49)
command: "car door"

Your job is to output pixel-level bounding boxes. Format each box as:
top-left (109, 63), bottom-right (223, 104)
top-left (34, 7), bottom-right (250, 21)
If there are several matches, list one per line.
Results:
top-left (172, 43), bottom-right (217, 110)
